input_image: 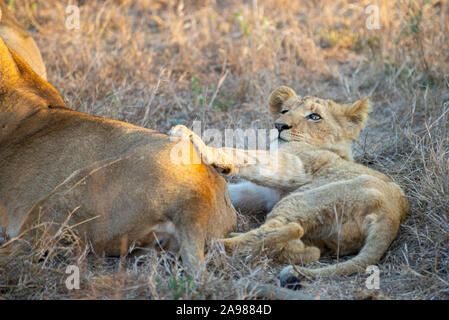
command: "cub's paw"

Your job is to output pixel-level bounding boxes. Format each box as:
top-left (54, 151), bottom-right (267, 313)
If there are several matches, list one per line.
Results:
top-left (168, 125), bottom-right (233, 172)
top-left (169, 124), bottom-right (194, 140)
top-left (219, 236), bottom-right (249, 252)
top-left (214, 165), bottom-right (234, 175)
top-left (169, 125), bottom-right (210, 158)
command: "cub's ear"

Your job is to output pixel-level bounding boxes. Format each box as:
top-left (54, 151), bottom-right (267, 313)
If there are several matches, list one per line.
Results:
top-left (344, 97), bottom-right (371, 137)
top-left (268, 86), bottom-right (296, 116)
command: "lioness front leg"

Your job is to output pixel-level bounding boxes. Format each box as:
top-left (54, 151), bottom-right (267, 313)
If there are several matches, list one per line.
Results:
top-left (170, 125), bottom-right (310, 191)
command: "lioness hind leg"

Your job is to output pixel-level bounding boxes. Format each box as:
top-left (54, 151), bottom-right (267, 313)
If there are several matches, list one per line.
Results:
top-left (221, 220), bottom-right (304, 252)
top-left (178, 223), bottom-right (206, 276)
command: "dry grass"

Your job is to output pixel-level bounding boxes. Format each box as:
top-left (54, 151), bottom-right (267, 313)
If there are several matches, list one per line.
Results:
top-left (1, 0), bottom-right (448, 299)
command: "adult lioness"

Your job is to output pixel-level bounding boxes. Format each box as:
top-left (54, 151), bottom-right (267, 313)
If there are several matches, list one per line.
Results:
top-left (0, 1), bottom-right (47, 80)
top-left (171, 86), bottom-right (409, 278)
top-left (0, 37), bottom-right (236, 273)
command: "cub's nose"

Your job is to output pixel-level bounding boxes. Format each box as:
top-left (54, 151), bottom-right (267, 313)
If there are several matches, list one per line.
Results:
top-left (275, 122), bottom-right (292, 133)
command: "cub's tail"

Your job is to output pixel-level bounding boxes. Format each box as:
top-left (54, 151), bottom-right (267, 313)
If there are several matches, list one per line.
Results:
top-left (280, 214), bottom-right (399, 279)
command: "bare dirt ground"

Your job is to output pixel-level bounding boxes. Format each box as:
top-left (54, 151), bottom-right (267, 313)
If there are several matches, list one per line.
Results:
top-left (0, 0), bottom-right (448, 299)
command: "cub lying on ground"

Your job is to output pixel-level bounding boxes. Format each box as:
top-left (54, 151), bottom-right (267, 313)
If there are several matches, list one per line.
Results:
top-left (171, 86), bottom-right (409, 278)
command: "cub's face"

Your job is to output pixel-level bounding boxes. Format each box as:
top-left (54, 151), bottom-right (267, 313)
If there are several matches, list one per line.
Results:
top-left (268, 86), bottom-right (370, 148)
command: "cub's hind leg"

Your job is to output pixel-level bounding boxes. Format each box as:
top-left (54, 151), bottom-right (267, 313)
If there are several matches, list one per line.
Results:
top-left (280, 211), bottom-right (399, 279)
top-left (223, 179), bottom-right (372, 266)
top-left (222, 220), bottom-right (303, 252)
top-left (275, 238), bottom-right (320, 265)
top-left (222, 220), bottom-right (320, 265)
top-left (277, 177), bottom-right (405, 277)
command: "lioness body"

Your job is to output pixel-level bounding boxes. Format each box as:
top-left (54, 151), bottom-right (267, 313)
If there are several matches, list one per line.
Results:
top-left (0, 38), bottom-right (236, 271)
top-left (171, 86), bottom-right (408, 277)
top-left (0, 1), bottom-right (47, 80)
top-left (1, 112), bottom-right (234, 254)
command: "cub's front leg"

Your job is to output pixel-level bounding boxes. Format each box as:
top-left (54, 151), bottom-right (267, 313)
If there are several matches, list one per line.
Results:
top-left (170, 125), bottom-right (310, 191)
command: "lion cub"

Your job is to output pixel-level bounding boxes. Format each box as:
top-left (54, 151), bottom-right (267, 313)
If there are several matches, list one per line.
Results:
top-left (171, 86), bottom-right (409, 278)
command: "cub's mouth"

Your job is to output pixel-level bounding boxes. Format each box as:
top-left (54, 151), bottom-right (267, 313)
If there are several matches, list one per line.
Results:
top-left (278, 135), bottom-right (290, 143)
top-left (278, 133), bottom-right (289, 142)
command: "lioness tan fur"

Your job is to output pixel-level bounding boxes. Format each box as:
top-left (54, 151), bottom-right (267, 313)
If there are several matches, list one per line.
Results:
top-left (0, 37), bottom-right (236, 272)
top-left (0, 1), bottom-right (47, 80)
top-left (171, 86), bottom-right (409, 277)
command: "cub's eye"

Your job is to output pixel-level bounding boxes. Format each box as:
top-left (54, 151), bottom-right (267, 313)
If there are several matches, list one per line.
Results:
top-left (281, 109), bottom-right (289, 114)
top-left (306, 113), bottom-right (322, 121)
